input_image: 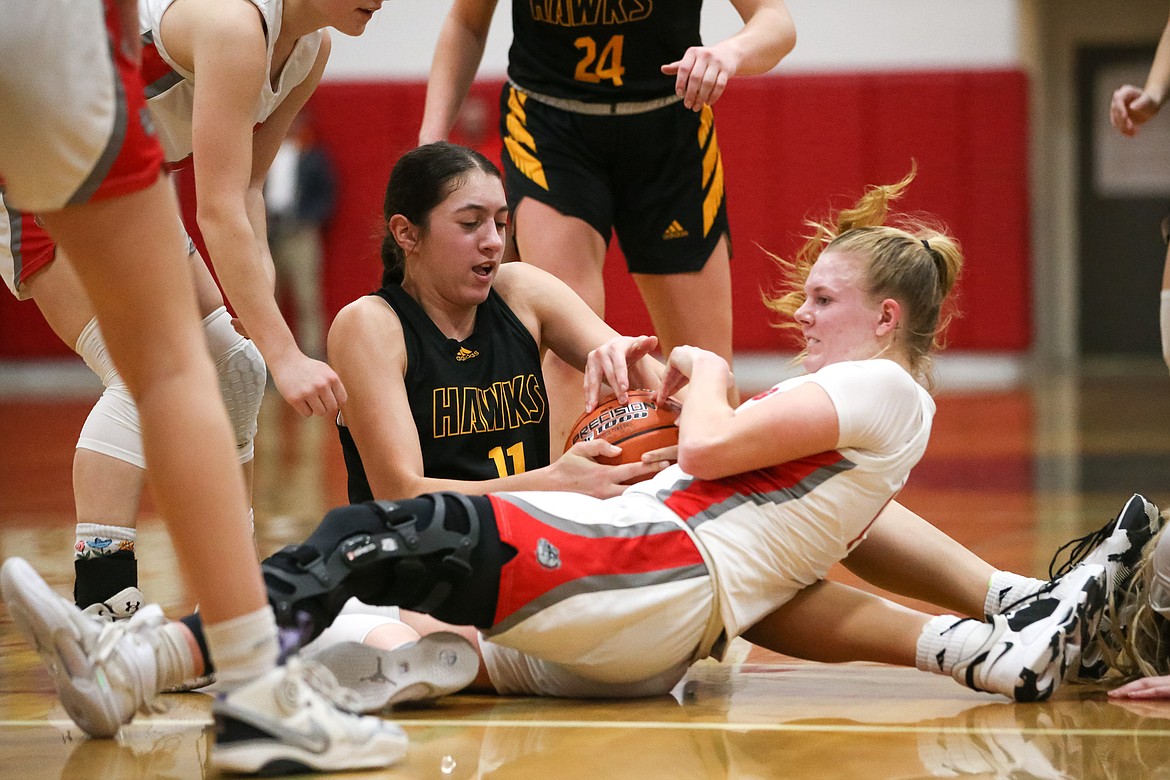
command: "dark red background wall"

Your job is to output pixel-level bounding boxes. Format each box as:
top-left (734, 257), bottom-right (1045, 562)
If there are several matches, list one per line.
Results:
top-left (0, 70), bottom-right (1030, 359)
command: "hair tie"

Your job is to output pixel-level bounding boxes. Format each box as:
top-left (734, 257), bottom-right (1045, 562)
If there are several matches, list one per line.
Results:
top-left (920, 237), bottom-right (946, 282)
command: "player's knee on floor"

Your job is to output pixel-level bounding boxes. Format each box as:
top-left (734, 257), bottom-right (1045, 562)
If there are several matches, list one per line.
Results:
top-left (261, 493), bottom-right (482, 642)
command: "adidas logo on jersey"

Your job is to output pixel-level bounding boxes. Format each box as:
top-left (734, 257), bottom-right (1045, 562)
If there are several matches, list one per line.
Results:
top-left (455, 346), bottom-right (480, 362)
top-left (662, 220), bottom-right (689, 240)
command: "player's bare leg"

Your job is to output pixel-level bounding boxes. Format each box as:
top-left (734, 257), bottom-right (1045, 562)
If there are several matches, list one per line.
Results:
top-left (26, 240), bottom-right (257, 615)
top-left (40, 179), bottom-right (263, 621)
top-left (513, 198), bottom-right (609, 450)
top-left (632, 235), bottom-right (737, 403)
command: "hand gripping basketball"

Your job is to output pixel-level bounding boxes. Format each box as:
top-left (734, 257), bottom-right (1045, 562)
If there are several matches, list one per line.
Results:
top-left (564, 389), bottom-right (682, 467)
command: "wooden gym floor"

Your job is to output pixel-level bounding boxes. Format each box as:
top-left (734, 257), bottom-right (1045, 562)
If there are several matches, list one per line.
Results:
top-left (3, 364), bottom-right (1170, 778)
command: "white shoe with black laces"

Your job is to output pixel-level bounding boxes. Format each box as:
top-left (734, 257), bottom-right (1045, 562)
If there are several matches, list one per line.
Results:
top-left (1046, 494), bottom-right (1162, 679)
top-left (948, 563), bottom-right (1106, 701)
top-left (211, 656), bottom-right (408, 775)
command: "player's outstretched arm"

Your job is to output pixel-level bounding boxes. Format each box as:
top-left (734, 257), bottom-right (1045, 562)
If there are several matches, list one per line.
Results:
top-left (1111, 9), bottom-right (1170, 136)
top-left (419, 0), bottom-right (500, 144)
top-left (661, 0), bottom-right (796, 110)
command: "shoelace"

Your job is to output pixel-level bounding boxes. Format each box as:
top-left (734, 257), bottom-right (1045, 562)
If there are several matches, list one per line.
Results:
top-left (91, 604), bottom-right (167, 716)
top-left (1048, 517), bottom-right (1115, 579)
top-left (291, 656), bottom-right (365, 715)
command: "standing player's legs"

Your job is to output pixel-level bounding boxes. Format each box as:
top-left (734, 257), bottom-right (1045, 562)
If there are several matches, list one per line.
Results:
top-left (40, 183), bottom-right (265, 625)
top-left (18, 231), bottom-right (262, 616)
top-left (0, 1), bottom-right (404, 770)
top-left (617, 103), bottom-right (738, 403)
top-left (499, 87), bottom-right (619, 448)
top-left (512, 198), bottom-right (609, 448)
top-left (631, 235), bottom-right (734, 363)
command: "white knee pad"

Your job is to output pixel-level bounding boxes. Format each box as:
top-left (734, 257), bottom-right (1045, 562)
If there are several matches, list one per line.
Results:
top-left (74, 309), bottom-right (266, 467)
top-left (75, 318), bottom-right (146, 468)
top-left (203, 306), bottom-right (266, 464)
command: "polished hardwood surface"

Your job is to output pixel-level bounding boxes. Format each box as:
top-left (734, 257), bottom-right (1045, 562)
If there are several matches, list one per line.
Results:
top-left (3, 367), bottom-right (1170, 779)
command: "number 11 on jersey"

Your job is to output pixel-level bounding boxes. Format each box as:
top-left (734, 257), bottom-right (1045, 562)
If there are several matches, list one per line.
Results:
top-left (488, 442), bottom-right (527, 477)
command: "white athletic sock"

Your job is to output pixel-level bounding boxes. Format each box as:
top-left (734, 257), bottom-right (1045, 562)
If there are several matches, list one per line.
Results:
top-left (983, 571), bottom-right (1045, 617)
top-left (916, 615), bottom-right (987, 675)
top-left (155, 621), bottom-right (198, 691)
top-left (204, 606), bottom-right (280, 690)
top-left (74, 523), bottom-right (136, 559)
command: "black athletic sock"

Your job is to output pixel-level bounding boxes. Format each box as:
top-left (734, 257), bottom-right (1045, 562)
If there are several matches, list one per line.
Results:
top-left (179, 613), bottom-right (214, 674)
top-left (74, 551), bottom-right (137, 608)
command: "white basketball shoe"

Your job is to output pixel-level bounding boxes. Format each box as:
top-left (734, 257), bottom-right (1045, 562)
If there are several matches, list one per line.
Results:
top-left (303, 632), bottom-right (479, 712)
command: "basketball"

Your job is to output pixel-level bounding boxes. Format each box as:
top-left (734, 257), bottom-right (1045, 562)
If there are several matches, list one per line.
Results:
top-left (564, 389), bottom-right (682, 469)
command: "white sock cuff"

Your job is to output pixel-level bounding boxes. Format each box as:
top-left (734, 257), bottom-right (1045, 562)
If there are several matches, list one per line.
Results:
top-left (984, 570), bottom-right (1038, 617)
top-left (156, 621), bottom-right (198, 691)
top-left (75, 523), bottom-right (136, 542)
top-left (916, 614), bottom-right (964, 673)
top-left (204, 606), bottom-right (280, 689)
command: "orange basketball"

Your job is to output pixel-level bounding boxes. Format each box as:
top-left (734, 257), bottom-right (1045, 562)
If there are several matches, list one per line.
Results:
top-left (564, 390), bottom-right (682, 471)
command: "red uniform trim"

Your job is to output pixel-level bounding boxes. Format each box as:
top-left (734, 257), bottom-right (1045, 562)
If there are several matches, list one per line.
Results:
top-left (13, 214), bottom-right (56, 286)
top-left (662, 450), bottom-right (849, 523)
top-left (88, 0), bottom-right (163, 203)
top-left (487, 495), bottom-right (705, 626)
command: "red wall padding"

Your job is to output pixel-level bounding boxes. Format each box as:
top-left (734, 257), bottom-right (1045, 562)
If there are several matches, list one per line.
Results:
top-left (0, 70), bottom-right (1030, 359)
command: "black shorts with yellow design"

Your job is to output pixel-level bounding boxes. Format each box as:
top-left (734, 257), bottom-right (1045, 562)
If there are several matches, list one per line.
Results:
top-left (499, 85), bottom-right (731, 275)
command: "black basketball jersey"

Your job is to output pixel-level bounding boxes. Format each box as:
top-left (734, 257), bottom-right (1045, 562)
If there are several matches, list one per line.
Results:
top-left (338, 284), bottom-right (550, 503)
top-left (509, 1), bottom-right (704, 102)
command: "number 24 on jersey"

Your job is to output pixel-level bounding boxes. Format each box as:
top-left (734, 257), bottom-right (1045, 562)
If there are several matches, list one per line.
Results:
top-left (574, 35), bottom-right (625, 86)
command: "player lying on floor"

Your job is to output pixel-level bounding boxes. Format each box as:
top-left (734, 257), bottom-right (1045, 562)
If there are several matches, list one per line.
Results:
top-left (3, 170), bottom-right (1125, 739)
top-left (308, 144), bottom-right (1165, 703)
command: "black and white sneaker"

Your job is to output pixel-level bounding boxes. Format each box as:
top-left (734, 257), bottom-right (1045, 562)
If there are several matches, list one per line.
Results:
top-left (1046, 494), bottom-right (1162, 679)
top-left (212, 656), bottom-right (408, 775)
top-left (303, 632), bottom-right (479, 712)
top-left (952, 563), bottom-right (1106, 702)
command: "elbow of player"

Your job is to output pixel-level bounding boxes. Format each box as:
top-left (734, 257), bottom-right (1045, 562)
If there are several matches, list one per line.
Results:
top-left (677, 438), bottom-right (730, 480)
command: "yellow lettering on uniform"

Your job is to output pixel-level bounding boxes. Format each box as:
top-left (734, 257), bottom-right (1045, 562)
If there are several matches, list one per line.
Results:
top-left (521, 374), bottom-right (548, 424)
top-left (626, 0), bottom-right (652, 22)
top-left (433, 387), bottom-right (459, 438)
top-left (461, 387), bottom-right (482, 433)
top-left (497, 376), bottom-right (520, 429)
top-left (570, 0), bottom-right (604, 25)
top-left (481, 383), bottom-right (502, 432)
top-left (436, 375), bottom-right (544, 438)
top-left (533, 0), bottom-right (653, 27)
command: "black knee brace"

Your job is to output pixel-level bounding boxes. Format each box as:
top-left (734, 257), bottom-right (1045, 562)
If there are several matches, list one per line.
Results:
top-left (262, 493), bottom-right (482, 637)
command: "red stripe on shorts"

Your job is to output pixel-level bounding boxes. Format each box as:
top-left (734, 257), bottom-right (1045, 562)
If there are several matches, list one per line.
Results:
top-left (88, 0), bottom-right (163, 203)
top-left (488, 495), bottom-right (705, 626)
top-left (13, 213), bottom-right (56, 285)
